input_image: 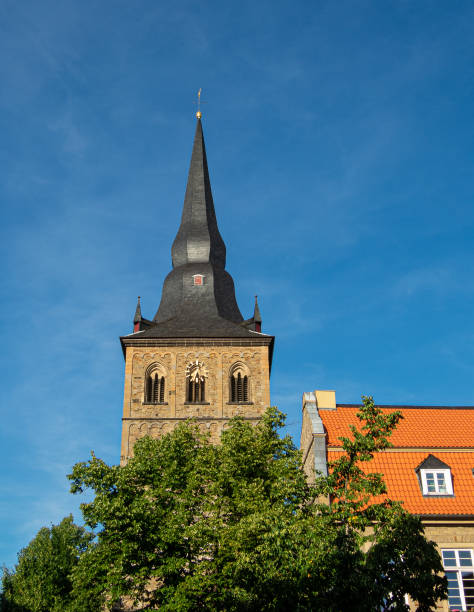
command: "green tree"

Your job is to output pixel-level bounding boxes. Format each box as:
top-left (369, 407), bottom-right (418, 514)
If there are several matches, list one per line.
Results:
top-left (1, 515), bottom-right (93, 612)
top-left (68, 398), bottom-right (447, 611)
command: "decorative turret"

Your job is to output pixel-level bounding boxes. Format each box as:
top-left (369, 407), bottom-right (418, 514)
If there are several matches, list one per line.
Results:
top-left (253, 296), bottom-right (262, 333)
top-left (133, 296), bottom-right (142, 332)
top-left (241, 295), bottom-right (263, 332)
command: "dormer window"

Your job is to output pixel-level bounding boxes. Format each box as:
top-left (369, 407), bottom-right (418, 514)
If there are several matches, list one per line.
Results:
top-left (420, 469), bottom-right (452, 495)
top-left (415, 454), bottom-right (453, 496)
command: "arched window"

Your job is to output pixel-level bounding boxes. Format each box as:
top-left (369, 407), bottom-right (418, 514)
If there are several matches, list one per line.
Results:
top-left (187, 378), bottom-right (205, 402)
top-left (229, 363), bottom-right (250, 403)
top-left (186, 360), bottom-right (208, 403)
top-left (144, 364), bottom-right (166, 404)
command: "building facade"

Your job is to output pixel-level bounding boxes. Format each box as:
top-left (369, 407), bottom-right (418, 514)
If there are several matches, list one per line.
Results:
top-left (119, 117), bottom-right (274, 464)
top-left (301, 391), bottom-right (474, 611)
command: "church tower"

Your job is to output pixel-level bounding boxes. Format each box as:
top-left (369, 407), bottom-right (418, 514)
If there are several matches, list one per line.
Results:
top-left (119, 116), bottom-right (274, 463)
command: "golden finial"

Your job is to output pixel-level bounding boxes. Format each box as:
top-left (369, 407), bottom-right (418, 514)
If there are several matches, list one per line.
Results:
top-left (196, 88), bottom-right (202, 119)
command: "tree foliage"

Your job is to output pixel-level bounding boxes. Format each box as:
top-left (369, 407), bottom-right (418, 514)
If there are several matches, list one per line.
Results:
top-left (65, 398), bottom-right (447, 611)
top-left (1, 515), bottom-right (93, 612)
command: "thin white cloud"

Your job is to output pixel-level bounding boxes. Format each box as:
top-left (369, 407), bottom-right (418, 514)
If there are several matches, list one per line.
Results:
top-left (390, 265), bottom-right (456, 299)
top-left (48, 112), bottom-right (87, 156)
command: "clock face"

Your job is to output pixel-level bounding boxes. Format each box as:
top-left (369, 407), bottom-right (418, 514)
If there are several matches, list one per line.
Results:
top-left (186, 360), bottom-right (208, 382)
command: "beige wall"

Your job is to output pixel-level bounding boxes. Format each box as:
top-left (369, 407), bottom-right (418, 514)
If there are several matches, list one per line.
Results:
top-left (300, 392), bottom-right (333, 482)
top-left (300, 405), bottom-right (317, 481)
top-left (411, 523), bottom-right (474, 611)
top-left (120, 344), bottom-right (271, 463)
top-left (424, 523), bottom-right (474, 550)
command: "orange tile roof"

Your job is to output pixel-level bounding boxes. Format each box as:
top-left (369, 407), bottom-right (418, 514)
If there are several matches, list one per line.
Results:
top-left (320, 405), bottom-right (474, 448)
top-left (328, 450), bottom-right (474, 516)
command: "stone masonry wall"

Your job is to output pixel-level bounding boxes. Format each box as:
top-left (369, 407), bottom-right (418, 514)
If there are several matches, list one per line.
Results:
top-left (120, 344), bottom-right (271, 463)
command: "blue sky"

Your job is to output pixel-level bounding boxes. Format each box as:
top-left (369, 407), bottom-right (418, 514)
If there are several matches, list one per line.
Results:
top-left (1, 0), bottom-right (474, 568)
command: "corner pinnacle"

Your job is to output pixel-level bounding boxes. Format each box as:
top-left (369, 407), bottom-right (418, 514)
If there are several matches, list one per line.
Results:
top-left (133, 296), bottom-right (142, 331)
top-left (253, 295), bottom-right (262, 332)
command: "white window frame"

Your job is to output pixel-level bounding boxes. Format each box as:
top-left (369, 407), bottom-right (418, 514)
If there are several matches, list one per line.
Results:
top-left (442, 549), bottom-right (474, 611)
top-left (419, 468), bottom-right (453, 495)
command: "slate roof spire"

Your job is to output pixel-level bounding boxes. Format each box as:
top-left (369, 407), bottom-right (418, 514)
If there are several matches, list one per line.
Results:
top-left (170, 118), bottom-right (226, 270)
top-left (121, 115), bottom-right (273, 343)
top-left (131, 115), bottom-right (263, 339)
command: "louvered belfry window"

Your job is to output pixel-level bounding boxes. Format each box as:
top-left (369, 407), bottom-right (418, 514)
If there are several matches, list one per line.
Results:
top-left (145, 369), bottom-right (165, 403)
top-left (187, 378), bottom-right (205, 402)
top-left (185, 360), bottom-right (207, 403)
top-left (230, 366), bottom-right (249, 403)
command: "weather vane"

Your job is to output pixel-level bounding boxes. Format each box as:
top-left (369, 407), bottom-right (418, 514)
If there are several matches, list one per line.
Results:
top-left (196, 88), bottom-right (203, 119)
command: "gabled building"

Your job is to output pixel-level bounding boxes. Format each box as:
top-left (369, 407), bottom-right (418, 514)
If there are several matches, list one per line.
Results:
top-left (301, 391), bottom-right (474, 611)
top-left (119, 116), bottom-right (274, 464)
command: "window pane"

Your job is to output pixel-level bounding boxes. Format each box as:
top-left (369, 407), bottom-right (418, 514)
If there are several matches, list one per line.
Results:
top-left (448, 599), bottom-right (462, 609)
top-left (426, 473), bottom-right (435, 492)
top-left (462, 571), bottom-right (474, 600)
top-left (445, 573), bottom-right (459, 589)
top-left (448, 595), bottom-right (462, 607)
top-left (443, 550), bottom-right (456, 563)
top-left (445, 571), bottom-right (461, 606)
top-left (436, 472), bottom-right (447, 493)
top-left (459, 550), bottom-right (473, 566)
